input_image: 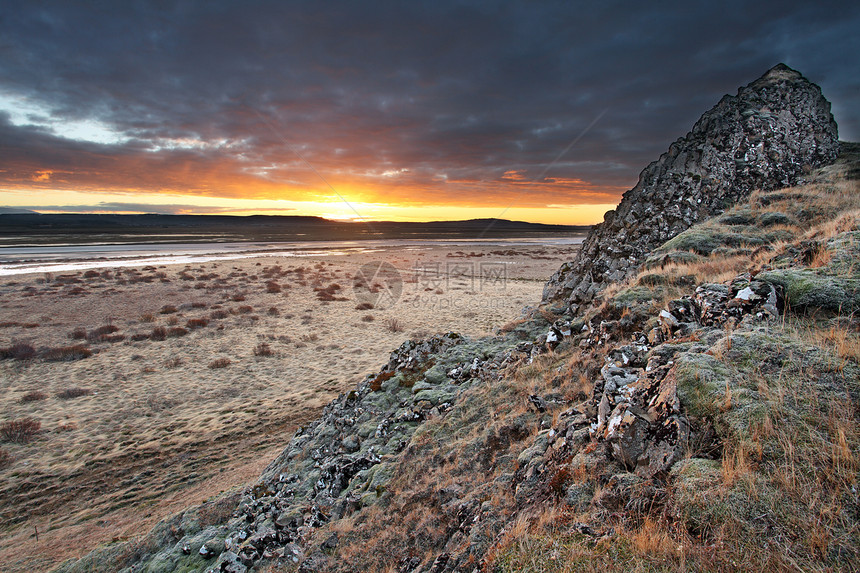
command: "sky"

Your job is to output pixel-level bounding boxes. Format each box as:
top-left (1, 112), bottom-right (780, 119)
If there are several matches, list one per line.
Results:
top-left (0, 1), bottom-right (858, 224)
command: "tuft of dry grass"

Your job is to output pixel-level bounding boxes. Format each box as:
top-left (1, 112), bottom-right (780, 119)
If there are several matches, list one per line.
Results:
top-left (20, 391), bottom-right (47, 403)
top-left (43, 344), bottom-right (93, 361)
top-left (186, 318), bottom-right (209, 329)
top-left (56, 387), bottom-right (93, 400)
top-left (1, 418), bottom-right (41, 443)
top-left (0, 341), bottom-right (37, 360)
top-left (254, 343), bottom-right (274, 357)
top-left (208, 357), bottom-right (231, 369)
top-left (167, 326), bottom-right (189, 338)
top-left (385, 318), bottom-right (404, 333)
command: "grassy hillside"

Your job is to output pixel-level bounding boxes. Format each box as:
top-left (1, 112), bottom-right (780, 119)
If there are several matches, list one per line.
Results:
top-left (52, 143), bottom-right (858, 572)
top-left (298, 143), bottom-right (859, 572)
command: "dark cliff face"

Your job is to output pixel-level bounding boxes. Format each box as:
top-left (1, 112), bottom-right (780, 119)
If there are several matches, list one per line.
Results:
top-left (543, 64), bottom-right (840, 308)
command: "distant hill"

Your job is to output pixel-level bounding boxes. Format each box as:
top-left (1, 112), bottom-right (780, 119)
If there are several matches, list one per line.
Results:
top-left (0, 214), bottom-right (589, 244)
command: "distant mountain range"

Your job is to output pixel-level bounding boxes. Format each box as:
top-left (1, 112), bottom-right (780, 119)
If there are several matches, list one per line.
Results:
top-left (0, 213), bottom-right (589, 244)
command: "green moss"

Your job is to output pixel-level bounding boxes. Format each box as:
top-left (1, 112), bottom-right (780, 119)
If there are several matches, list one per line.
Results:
top-left (757, 211), bottom-right (795, 227)
top-left (612, 285), bottom-right (664, 306)
top-left (760, 269), bottom-right (860, 313)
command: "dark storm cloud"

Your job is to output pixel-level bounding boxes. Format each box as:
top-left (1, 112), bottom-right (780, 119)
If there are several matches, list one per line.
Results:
top-left (0, 0), bottom-right (857, 209)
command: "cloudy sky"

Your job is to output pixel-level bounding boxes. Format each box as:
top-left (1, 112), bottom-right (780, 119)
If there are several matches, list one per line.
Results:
top-left (1, 1), bottom-right (858, 224)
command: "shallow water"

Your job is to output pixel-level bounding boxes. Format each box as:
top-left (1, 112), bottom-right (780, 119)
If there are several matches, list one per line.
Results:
top-left (0, 236), bottom-right (584, 276)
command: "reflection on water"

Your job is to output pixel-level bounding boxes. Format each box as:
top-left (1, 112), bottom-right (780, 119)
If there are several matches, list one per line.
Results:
top-left (0, 237), bottom-right (584, 276)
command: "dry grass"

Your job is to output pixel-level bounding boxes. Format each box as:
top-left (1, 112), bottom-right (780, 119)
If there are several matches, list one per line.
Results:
top-left (43, 344), bottom-right (92, 361)
top-left (385, 318), bottom-right (404, 333)
top-left (208, 357), bottom-right (231, 369)
top-left (20, 391), bottom-right (47, 403)
top-left (185, 317), bottom-right (209, 329)
top-left (1, 418), bottom-right (41, 443)
top-left (254, 342), bottom-right (274, 357)
top-left (0, 341), bottom-right (37, 361)
top-left (56, 387), bottom-right (93, 400)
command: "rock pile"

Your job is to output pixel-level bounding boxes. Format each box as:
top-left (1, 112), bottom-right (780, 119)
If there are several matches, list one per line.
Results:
top-left (543, 63), bottom-right (839, 310)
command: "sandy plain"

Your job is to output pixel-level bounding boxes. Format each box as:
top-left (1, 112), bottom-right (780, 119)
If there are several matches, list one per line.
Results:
top-left (0, 240), bottom-right (576, 571)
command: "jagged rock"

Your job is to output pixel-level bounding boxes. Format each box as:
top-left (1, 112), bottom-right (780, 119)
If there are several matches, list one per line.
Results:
top-left (528, 394), bottom-right (548, 412)
top-left (218, 551), bottom-right (247, 573)
top-left (544, 64), bottom-right (839, 309)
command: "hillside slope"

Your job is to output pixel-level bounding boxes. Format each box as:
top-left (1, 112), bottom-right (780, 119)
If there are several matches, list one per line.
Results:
top-left (55, 72), bottom-right (857, 573)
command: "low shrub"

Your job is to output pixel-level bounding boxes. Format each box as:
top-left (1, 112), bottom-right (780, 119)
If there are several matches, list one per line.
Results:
top-left (151, 326), bottom-right (168, 341)
top-left (56, 387), bottom-right (93, 399)
top-left (0, 341), bottom-right (37, 360)
top-left (385, 318), bottom-right (404, 333)
top-left (265, 281), bottom-right (282, 293)
top-left (43, 345), bottom-right (92, 361)
top-left (236, 305), bottom-right (253, 315)
top-left (99, 334), bottom-right (126, 343)
top-left (254, 342), bottom-right (274, 356)
top-left (210, 309), bottom-right (229, 319)
top-left (315, 283), bottom-right (347, 301)
top-left (87, 324), bottom-right (120, 342)
top-left (167, 327), bottom-right (189, 338)
top-left (0, 448), bottom-right (10, 468)
top-left (209, 358), bottom-right (231, 369)
top-left (20, 391), bottom-right (47, 403)
top-left (70, 327), bottom-right (87, 340)
top-left (159, 305), bottom-right (178, 314)
top-left (186, 318), bottom-right (209, 329)
top-left (355, 302), bottom-right (374, 310)
top-left (267, 306), bottom-right (280, 316)
top-left (0, 418), bottom-right (41, 443)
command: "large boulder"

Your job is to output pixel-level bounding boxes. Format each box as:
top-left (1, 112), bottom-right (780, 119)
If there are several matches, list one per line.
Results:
top-left (543, 64), bottom-right (839, 309)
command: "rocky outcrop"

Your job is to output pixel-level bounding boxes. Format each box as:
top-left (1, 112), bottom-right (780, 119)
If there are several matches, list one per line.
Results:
top-left (543, 63), bottom-right (839, 309)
